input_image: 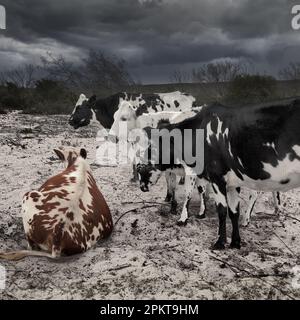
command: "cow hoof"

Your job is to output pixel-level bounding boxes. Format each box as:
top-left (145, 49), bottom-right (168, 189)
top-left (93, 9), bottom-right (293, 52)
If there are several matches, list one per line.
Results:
top-left (275, 207), bottom-right (281, 215)
top-left (170, 210), bottom-right (177, 215)
top-left (241, 220), bottom-right (249, 228)
top-left (230, 240), bottom-right (241, 249)
top-left (170, 201), bottom-right (177, 213)
top-left (197, 213), bottom-right (206, 220)
top-left (179, 177), bottom-right (185, 185)
top-left (164, 195), bottom-right (172, 202)
top-left (177, 220), bottom-right (188, 226)
top-left (130, 178), bottom-right (138, 183)
top-left (212, 241), bottom-right (226, 250)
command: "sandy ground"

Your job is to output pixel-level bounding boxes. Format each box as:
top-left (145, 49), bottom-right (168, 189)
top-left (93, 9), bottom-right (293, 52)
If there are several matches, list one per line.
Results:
top-left (0, 112), bottom-right (300, 300)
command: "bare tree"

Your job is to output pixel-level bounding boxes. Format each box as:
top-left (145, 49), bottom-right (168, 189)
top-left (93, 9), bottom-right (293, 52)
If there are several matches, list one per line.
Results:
top-left (0, 64), bottom-right (37, 88)
top-left (40, 52), bottom-right (83, 89)
top-left (40, 50), bottom-right (135, 93)
top-left (83, 50), bottom-right (135, 91)
top-left (279, 62), bottom-right (300, 80)
top-left (169, 69), bottom-right (191, 83)
top-left (192, 60), bottom-right (255, 101)
top-left (191, 61), bottom-right (245, 83)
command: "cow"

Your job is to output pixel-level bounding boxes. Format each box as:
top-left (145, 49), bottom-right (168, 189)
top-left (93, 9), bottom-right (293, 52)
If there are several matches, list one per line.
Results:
top-left (110, 102), bottom-right (281, 215)
top-left (69, 91), bottom-right (196, 182)
top-left (126, 109), bottom-right (202, 203)
top-left (134, 113), bottom-right (281, 226)
top-left (136, 97), bottom-right (300, 249)
top-left (0, 147), bottom-right (113, 260)
top-left (69, 91), bottom-right (196, 130)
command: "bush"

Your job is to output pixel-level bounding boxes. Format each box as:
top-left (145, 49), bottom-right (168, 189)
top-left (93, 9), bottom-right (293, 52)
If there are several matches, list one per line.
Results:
top-left (0, 80), bottom-right (77, 115)
top-left (225, 75), bottom-right (278, 105)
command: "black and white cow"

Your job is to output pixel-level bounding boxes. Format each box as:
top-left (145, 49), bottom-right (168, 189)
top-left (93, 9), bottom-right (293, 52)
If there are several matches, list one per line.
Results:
top-left (126, 109), bottom-right (202, 202)
top-left (69, 91), bottom-right (196, 130)
top-left (69, 91), bottom-right (196, 182)
top-left (136, 98), bottom-right (300, 249)
top-left (134, 113), bottom-right (281, 226)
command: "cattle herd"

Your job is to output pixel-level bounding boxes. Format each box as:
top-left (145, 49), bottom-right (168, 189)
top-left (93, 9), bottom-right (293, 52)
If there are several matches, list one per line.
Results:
top-left (0, 91), bottom-right (299, 260)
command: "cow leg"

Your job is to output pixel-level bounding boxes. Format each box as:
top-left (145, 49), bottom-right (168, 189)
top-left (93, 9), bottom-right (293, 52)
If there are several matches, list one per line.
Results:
top-left (131, 163), bottom-right (139, 182)
top-left (273, 192), bottom-right (282, 213)
top-left (196, 183), bottom-right (207, 219)
top-left (179, 176), bottom-right (185, 185)
top-left (227, 187), bottom-right (241, 249)
top-left (177, 175), bottom-right (197, 226)
top-left (212, 184), bottom-right (228, 250)
top-left (26, 235), bottom-right (39, 251)
top-left (169, 172), bottom-right (178, 214)
top-left (51, 222), bottom-right (64, 258)
top-left (272, 191), bottom-right (285, 223)
top-left (240, 190), bottom-right (258, 227)
top-left (164, 171), bottom-right (172, 202)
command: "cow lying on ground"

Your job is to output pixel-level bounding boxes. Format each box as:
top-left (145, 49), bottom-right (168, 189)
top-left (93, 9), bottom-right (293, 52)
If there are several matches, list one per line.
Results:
top-left (0, 147), bottom-right (113, 260)
top-left (136, 97), bottom-right (300, 249)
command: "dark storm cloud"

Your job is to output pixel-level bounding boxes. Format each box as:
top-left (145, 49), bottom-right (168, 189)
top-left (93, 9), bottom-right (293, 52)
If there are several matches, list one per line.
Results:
top-left (0, 0), bottom-right (298, 83)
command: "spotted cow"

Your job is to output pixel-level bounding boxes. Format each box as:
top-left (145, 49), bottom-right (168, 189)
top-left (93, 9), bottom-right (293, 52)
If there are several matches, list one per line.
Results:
top-left (135, 112), bottom-right (280, 226)
top-left (0, 147), bottom-right (113, 260)
top-left (69, 91), bottom-right (196, 182)
top-left (127, 109), bottom-right (202, 200)
top-left (136, 98), bottom-right (300, 249)
top-left (69, 91), bottom-right (196, 130)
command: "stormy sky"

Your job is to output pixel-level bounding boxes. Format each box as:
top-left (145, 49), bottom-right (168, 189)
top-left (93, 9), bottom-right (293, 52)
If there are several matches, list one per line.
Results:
top-left (0, 0), bottom-right (299, 83)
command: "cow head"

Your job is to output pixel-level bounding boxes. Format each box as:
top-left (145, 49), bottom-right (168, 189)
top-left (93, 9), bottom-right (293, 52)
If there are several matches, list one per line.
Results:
top-left (109, 101), bottom-right (137, 142)
top-left (54, 147), bottom-right (87, 168)
top-left (69, 94), bottom-right (97, 129)
top-left (136, 163), bottom-right (162, 192)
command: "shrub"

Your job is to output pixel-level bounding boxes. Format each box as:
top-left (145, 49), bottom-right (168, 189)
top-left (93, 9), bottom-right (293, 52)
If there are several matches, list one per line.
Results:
top-left (225, 75), bottom-right (277, 105)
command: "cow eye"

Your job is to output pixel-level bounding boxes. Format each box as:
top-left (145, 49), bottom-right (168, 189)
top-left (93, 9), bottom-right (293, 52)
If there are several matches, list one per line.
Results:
top-left (120, 117), bottom-right (127, 121)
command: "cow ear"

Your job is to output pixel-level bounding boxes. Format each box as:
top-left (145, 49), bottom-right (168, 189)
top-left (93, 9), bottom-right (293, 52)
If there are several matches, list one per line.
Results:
top-left (88, 95), bottom-right (97, 106)
top-left (80, 148), bottom-right (87, 159)
top-left (54, 149), bottom-right (65, 161)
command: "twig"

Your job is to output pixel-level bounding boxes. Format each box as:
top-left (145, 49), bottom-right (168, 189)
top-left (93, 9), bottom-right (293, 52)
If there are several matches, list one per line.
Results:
top-left (4, 137), bottom-right (26, 149)
top-left (114, 205), bottom-right (159, 226)
top-left (283, 214), bottom-right (300, 223)
top-left (209, 253), bottom-right (295, 300)
top-left (108, 264), bottom-right (131, 272)
top-left (272, 232), bottom-right (296, 257)
top-left (121, 200), bottom-right (169, 206)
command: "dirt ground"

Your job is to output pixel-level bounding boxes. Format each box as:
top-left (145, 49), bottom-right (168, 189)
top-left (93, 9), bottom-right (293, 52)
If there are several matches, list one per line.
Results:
top-left (0, 112), bottom-right (300, 300)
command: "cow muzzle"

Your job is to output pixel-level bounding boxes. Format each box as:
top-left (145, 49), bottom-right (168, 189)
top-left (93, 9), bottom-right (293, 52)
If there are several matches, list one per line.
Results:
top-left (69, 118), bottom-right (79, 129)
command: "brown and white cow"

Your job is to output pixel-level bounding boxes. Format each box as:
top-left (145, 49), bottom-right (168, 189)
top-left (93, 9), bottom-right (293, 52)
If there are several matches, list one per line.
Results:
top-left (0, 147), bottom-right (113, 260)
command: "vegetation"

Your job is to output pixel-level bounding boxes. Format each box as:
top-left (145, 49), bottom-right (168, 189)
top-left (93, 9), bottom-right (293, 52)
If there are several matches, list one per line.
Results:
top-left (225, 75), bottom-right (278, 105)
top-left (0, 50), bottom-right (135, 114)
top-left (0, 57), bottom-right (300, 114)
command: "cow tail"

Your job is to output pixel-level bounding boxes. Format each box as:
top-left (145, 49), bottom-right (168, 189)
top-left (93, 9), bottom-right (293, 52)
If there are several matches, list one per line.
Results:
top-left (0, 250), bottom-right (54, 261)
